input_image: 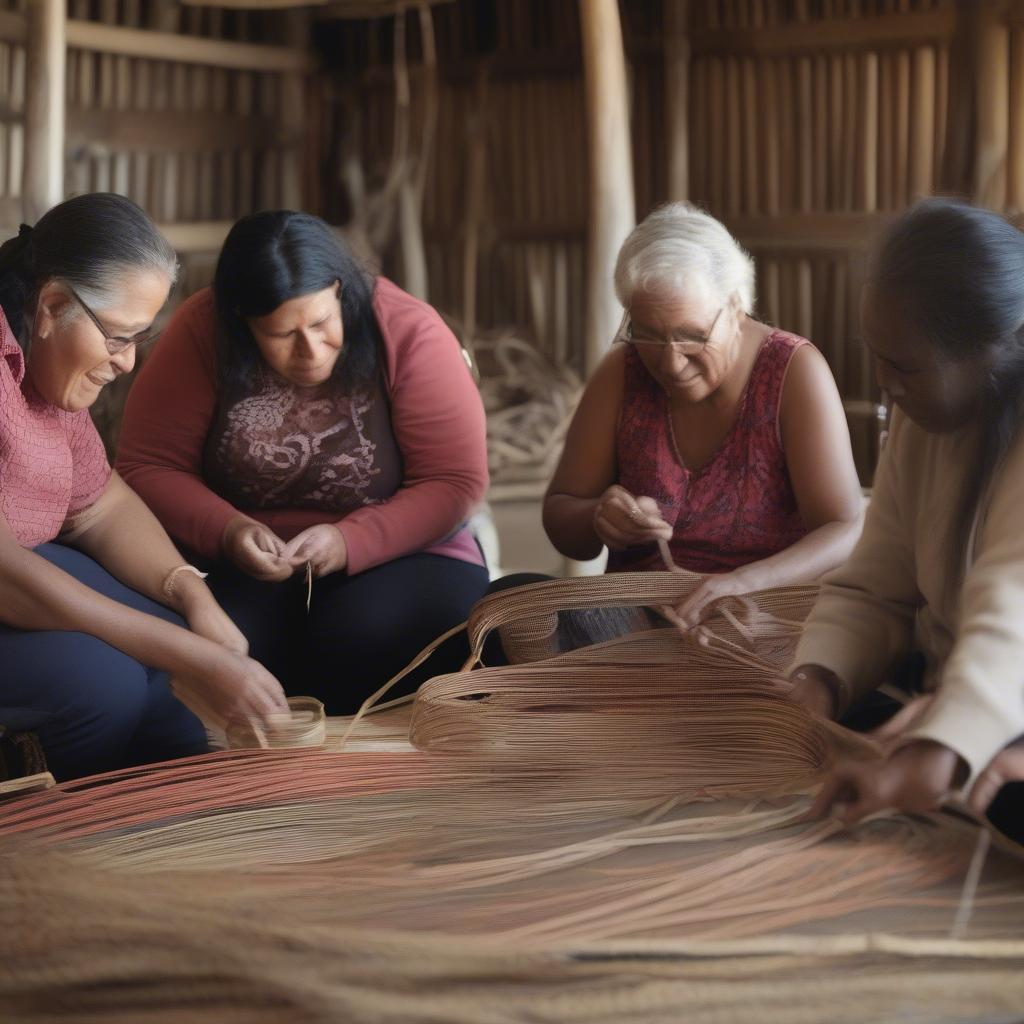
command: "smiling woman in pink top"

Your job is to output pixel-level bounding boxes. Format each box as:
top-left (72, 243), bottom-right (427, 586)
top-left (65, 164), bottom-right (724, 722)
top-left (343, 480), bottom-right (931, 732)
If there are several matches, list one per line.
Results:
top-left (0, 194), bottom-right (287, 781)
top-left (117, 211), bottom-right (489, 713)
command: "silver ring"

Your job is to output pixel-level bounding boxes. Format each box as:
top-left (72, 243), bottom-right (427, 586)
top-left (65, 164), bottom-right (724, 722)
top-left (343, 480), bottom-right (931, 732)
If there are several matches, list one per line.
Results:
top-left (629, 507), bottom-right (644, 522)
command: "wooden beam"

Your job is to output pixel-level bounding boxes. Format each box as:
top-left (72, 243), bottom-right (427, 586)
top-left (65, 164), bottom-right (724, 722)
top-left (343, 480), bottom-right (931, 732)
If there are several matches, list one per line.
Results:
top-left (67, 107), bottom-right (295, 153)
top-left (65, 20), bottom-right (316, 73)
top-left (279, 10), bottom-right (310, 210)
top-left (1010, 6), bottom-right (1024, 208)
top-left (23, 0), bottom-right (65, 222)
top-left (0, 9), bottom-right (26, 43)
top-left (664, 0), bottom-right (690, 202)
top-left (181, 0), bottom-right (326, 8)
top-left (157, 220), bottom-right (233, 253)
top-left (726, 212), bottom-right (892, 252)
top-left (314, 0), bottom-right (453, 17)
top-left (938, 0), bottom-right (979, 195)
top-left (691, 8), bottom-right (955, 57)
top-left (975, 1), bottom-right (1010, 208)
top-left (579, 0), bottom-right (635, 376)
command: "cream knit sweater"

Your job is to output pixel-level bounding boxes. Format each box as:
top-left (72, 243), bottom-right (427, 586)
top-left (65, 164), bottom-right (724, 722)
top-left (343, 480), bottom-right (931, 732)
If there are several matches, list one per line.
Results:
top-left (793, 407), bottom-right (1024, 794)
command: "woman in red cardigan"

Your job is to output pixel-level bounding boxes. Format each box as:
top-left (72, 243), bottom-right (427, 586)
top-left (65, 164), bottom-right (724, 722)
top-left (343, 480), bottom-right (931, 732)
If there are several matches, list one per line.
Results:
top-left (118, 211), bottom-right (489, 713)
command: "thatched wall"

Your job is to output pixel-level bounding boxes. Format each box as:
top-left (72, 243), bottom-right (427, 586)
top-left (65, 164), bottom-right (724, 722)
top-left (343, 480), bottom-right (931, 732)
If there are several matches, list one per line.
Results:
top-left (2, 0), bottom-right (1023, 478)
top-left (0, 0), bottom-right (322, 452)
top-left (325, 0), bottom-right (1024, 481)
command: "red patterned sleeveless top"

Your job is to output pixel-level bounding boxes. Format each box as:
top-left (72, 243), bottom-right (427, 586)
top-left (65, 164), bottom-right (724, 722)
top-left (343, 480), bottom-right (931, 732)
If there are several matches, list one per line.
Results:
top-left (607, 330), bottom-right (810, 575)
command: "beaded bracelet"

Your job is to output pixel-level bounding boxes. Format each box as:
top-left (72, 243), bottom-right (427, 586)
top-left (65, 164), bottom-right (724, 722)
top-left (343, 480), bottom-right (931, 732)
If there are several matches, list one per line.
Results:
top-left (161, 564), bottom-right (209, 602)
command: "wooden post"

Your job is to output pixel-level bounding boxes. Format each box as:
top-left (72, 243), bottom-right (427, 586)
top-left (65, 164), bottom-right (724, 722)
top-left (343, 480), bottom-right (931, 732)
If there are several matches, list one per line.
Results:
top-left (280, 10), bottom-right (309, 211)
top-left (909, 47), bottom-right (935, 199)
top-left (976, 1), bottom-right (1009, 208)
top-left (858, 52), bottom-right (878, 212)
top-left (23, 0), bottom-right (65, 221)
top-left (1010, 22), bottom-right (1024, 209)
top-left (461, 66), bottom-right (488, 349)
top-left (664, 0), bottom-right (689, 202)
top-left (579, 0), bottom-right (635, 376)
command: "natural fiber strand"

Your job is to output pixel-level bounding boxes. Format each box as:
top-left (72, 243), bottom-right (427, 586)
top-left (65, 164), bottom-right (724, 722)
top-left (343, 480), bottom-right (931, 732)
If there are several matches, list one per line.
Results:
top-left (1, 574), bottom-right (1023, 1022)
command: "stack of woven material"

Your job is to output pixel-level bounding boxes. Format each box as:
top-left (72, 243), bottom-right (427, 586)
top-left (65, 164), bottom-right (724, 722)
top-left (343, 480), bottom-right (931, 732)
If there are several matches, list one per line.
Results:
top-left (2, 572), bottom-right (1022, 1023)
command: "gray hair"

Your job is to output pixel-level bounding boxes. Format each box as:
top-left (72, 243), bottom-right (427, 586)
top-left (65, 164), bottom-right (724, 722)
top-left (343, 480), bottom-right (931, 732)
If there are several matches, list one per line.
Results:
top-left (0, 193), bottom-right (178, 347)
top-left (613, 202), bottom-right (756, 315)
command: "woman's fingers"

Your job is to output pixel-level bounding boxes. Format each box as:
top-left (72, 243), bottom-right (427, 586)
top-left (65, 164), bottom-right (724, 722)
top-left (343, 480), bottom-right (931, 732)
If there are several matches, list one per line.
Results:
top-left (595, 488), bottom-right (672, 543)
top-left (253, 531), bottom-right (278, 555)
top-left (238, 531), bottom-right (294, 581)
top-left (869, 694), bottom-right (933, 745)
top-left (595, 510), bottom-right (671, 549)
top-left (670, 588), bottom-right (712, 630)
top-left (808, 773), bottom-right (848, 820)
top-left (968, 769), bottom-right (1005, 817)
top-left (967, 742), bottom-right (1024, 815)
top-left (809, 763), bottom-right (884, 824)
top-left (239, 660), bottom-right (289, 719)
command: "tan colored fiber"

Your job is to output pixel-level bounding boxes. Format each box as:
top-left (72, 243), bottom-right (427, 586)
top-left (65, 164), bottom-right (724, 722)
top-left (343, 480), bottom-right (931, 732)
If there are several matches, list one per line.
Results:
top-left (1, 573), bottom-right (1022, 1022)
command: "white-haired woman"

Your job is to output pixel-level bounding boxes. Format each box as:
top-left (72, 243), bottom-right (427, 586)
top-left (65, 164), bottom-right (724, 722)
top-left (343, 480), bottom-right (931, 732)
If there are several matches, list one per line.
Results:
top-left (544, 203), bottom-right (864, 628)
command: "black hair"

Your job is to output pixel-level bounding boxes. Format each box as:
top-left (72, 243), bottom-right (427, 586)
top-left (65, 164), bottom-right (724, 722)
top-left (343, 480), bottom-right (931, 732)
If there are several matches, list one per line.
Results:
top-left (871, 198), bottom-right (1024, 585)
top-left (213, 210), bottom-right (380, 388)
top-left (0, 192), bottom-right (177, 350)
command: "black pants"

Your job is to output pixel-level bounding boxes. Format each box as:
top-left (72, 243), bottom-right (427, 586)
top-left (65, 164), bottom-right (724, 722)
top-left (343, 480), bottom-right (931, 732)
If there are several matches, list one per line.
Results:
top-left (203, 553), bottom-right (489, 715)
top-left (0, 544), bottom-right (207, 781)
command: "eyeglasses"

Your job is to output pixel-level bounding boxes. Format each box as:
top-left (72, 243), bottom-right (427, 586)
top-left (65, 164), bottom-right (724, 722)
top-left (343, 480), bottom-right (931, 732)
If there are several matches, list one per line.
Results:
top-left (614, 307), bottom-right (724, 355)
top-left (66, 285), bottom-right (159, 356)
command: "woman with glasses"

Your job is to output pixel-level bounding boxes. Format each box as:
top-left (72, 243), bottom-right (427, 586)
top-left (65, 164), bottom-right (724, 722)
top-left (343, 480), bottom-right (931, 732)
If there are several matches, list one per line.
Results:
top-left (117, 211), bottom-right (489, 714)
top-left (0, 194), bottom-right (287, 782)
top-left (544, 202), bottom-right (864, 629)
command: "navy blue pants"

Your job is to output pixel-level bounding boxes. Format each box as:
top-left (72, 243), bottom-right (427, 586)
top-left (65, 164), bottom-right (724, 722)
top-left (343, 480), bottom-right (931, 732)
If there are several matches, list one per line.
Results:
top-left (0, 543), bottom-right (208, 782)
top-left (201, 553), bottom-right (490, 715)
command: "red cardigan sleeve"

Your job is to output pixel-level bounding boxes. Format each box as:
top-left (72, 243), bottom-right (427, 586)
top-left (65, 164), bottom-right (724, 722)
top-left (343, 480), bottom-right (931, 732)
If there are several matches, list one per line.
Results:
top-left (338, 280), bottom-right (489, 574)
top-left (116, 289), bottom-right (238, 558)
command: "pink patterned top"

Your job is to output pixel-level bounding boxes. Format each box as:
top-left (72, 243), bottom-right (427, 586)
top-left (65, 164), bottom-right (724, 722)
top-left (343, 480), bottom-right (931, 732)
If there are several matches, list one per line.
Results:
top-left (201, 361), bottom-right (402, 516)
top-left (0, 309), bottom-right (111, 547)
top-left (117, 280), bottom-right (488, 575)
top-left (607, 331), bottom-right (809, 575)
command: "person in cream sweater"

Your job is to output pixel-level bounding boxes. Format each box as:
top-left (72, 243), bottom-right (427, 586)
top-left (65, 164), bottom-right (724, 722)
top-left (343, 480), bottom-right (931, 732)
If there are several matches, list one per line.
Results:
top-left (788, 198), bottom-right (1024, 836)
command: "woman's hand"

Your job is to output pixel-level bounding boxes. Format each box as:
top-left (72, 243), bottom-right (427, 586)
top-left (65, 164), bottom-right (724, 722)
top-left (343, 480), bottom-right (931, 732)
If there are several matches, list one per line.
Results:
top-left (173, 646), bottom-right (289, 730)
top-left (659, 571), bottom-right (754, 631)
top-left (810, 739), bottom-right (963, 824)
top-left (592, 486), bottom-right (673, 551)
top-left (282, 524), bottom-right (348, 578)
top-left (823, 692), bottom-right (1024, 818)
top-left (223, 516), bottom-right (293, 582)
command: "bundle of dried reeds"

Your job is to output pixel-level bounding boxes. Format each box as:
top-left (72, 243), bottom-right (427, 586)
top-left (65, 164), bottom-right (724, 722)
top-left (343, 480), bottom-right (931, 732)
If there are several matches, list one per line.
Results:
top-left (1, 574), bottom-right (1022, 1023)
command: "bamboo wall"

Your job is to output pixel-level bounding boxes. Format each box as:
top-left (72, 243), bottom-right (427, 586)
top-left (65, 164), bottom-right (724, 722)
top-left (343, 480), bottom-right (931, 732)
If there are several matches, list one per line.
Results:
top-left (0, 0), bottom-right (321, 451)
top-left (689, 0), bottom-right (961, 471)
top-left (0, 0), bottom-right (27, 234)
top-left (328, 0), bottom-right (1024, 480)
top-left (0, 0), bottom-right (316, 282)
top-left (3, 0), bottom-right (1024, 478)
